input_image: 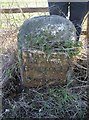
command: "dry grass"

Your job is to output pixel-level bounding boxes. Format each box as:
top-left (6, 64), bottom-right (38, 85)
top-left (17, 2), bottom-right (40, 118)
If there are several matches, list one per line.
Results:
top-left (0, 2), bottom-right (88, 118)
top-left (0, 27), bottom-right (88, 119)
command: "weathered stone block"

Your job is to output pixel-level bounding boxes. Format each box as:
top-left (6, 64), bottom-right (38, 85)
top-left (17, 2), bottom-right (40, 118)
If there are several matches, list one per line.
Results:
top-left (18, 15), bottom-right (76, 87)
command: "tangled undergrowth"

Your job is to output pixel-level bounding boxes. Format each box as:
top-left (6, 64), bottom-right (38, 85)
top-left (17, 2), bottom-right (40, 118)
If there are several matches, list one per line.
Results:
top-left (1, 29), bottom-right (88, 119)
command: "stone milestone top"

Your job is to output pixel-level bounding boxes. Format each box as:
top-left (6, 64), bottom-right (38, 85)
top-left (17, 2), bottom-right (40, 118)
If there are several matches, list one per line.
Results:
top-left (18, 15), bottom-right (76, 52)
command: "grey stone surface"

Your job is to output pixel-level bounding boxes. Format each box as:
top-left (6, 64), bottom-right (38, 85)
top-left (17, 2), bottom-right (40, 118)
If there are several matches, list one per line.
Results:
top-left (18, 15), bottom-right (76, 50)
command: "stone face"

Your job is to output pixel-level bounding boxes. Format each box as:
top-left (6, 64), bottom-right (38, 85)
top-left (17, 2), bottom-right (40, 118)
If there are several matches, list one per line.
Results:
top-left (21, 50), bottom-right (72, 87)
top-left (18, 15), bottom-right (76, 87)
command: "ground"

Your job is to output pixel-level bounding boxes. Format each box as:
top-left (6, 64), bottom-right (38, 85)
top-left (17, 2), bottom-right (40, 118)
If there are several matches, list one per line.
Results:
top-left (0, 1), bottom-right (88, 118)
top-left (0, 27), bottom-right (88, 119)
